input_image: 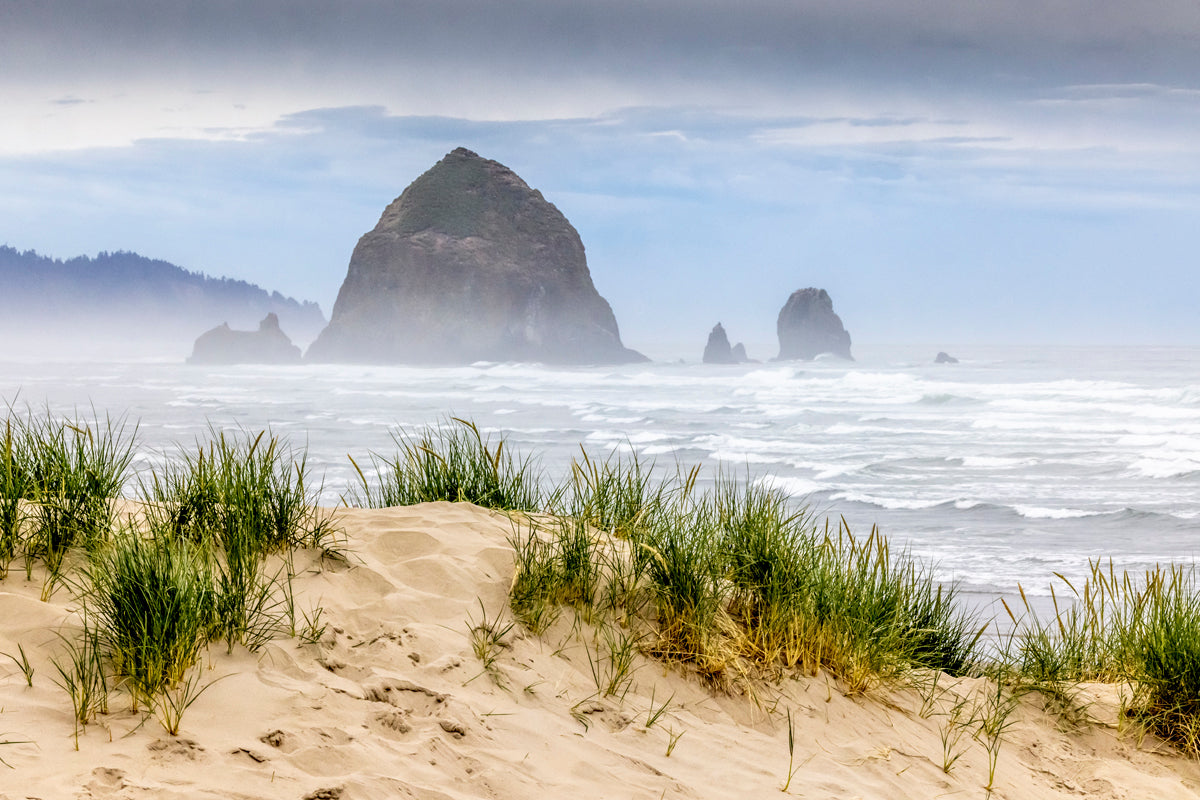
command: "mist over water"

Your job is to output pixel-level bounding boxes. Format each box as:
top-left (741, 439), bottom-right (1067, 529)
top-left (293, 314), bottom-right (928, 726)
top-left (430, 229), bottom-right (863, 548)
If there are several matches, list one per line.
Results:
top-left (3, 343), bottom-right (1198, 624)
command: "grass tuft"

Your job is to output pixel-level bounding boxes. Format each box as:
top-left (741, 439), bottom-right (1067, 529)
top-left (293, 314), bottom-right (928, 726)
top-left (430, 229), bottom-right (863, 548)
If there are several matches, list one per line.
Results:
top-left (83, 525), bottom-right (216, 708)
top-left (1, 407), bottom-right (136, 596)
top-left (140, 426), bottom-right (339, 556)
top-left (351, 417), bottom-right (542, 512)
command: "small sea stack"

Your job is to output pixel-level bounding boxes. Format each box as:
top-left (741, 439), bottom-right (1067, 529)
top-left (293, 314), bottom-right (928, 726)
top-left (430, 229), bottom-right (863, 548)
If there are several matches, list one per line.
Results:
top-left (775, 287), bottom-right (853, 361)
top-left (187, 312), bottom-right (301, 364)
top-left (702, 322), bottom-right (750, 364)
top-left (935, 351), bottom-right (959, 364)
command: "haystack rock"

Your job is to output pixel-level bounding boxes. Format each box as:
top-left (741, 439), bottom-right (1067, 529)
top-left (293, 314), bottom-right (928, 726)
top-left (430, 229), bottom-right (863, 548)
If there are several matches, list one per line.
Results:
top-left (307, 148), bottom-right (646, 365)
top-left (776, 288), bottom-right (853, 361)
top-left (187, 313), bottom-right (301, 364)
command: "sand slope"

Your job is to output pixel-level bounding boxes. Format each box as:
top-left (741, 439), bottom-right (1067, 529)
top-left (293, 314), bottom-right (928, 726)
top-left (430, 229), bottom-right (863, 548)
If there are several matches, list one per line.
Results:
top-left (3, 502), bottom-right (1200, 799)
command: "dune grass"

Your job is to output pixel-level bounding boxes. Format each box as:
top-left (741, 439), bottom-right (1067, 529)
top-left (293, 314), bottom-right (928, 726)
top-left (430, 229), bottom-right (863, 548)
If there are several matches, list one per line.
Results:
top-left (560, 446), bottom-right (676, 537)
top-left (138, 428), bottom-right (343, 653)
top-left (0, 407), bottom-right (136, 596)
top-left (1121, 565), bottom-right (1200, 753)
top-left (24, 411), bottom-right (136, 568)
top-left (0, 417), bottom-right (29, 577)
top-left (510, 456), bottom-right (984, 692)
top-left (1004, 560), bottom-right (1200, 756)
top-left (140, 427), bottom-right (339, 555)
top-left (350, 417), bottom-right (543, 512)
top-left (83, 526), bottom-right (215, 709)
top-left (0, 412), bottom-right (344, 737)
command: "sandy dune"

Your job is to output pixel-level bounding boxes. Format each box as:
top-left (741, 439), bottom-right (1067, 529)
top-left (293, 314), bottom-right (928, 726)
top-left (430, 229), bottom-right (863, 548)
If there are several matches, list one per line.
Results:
top-left (3, 502), bottom-right (1200, 799)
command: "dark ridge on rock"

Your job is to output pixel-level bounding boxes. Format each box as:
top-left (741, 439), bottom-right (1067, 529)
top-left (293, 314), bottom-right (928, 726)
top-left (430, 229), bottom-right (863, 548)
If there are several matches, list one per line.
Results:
top-left (0, 246), bottom-right (327, 353)
top-left (935, 351), bottom-right (959, 364)
top-left (187, 313), bottom-right (302, 365)
top-left (775, 288), bottom-right (853, 361)
top-left (307, 147), bottom-right (645, 365)
top-left (702, 323), bottom-right (735, 364)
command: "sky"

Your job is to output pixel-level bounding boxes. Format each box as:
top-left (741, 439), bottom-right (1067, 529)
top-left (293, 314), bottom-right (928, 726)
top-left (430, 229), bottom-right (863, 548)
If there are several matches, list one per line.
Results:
top-left (2, 0), bottom-right (1200, 356)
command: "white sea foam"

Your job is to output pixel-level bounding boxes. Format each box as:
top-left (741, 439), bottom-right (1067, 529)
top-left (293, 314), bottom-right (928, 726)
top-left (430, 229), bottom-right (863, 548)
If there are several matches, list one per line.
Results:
top-left (960, 456), bottom-right (1036, 469)
top-left (1129, 458), bottom-right (1200, 479)
top-left (1012, 505), bottom-right (1097, 520)
top-left (830, 491), bottom-right (951, 511)
top-left (757, 475), bottom-right (823, 498)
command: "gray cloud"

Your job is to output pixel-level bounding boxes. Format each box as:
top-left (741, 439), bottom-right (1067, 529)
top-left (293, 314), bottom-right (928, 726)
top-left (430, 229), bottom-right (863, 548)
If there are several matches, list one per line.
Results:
top-left (5, 0), bottom-right (1200, 98)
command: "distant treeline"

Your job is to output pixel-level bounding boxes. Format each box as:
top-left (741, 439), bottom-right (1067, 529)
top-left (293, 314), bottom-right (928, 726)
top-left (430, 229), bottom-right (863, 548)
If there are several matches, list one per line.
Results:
top-left (0, 246), bottom-right (326, 355)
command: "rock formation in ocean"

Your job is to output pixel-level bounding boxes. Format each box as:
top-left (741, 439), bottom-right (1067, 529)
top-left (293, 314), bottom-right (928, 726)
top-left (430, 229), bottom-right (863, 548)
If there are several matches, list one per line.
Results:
top-left (703, 323), bottom-right (751, 364)
top-left (703, 323), bottom-right (735, 364)
top-left (935, 351), bottom-right (959, 364)
top-left (188, 313), bottom-right (302, 365)
top-left (307, 148), bottom-right (645, 365)
top-left (775, 288), bottom-right (853, 361)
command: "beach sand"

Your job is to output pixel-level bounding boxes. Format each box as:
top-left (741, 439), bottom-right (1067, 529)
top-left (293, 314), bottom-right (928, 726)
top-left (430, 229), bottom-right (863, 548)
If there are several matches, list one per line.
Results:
top-left (3, 501), bottom-right (1200, 799)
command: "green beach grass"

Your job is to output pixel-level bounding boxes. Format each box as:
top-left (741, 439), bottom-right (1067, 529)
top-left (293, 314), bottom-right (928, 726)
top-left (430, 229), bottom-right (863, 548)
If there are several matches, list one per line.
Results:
top-left (350, 417), bottom-right (544, 512)
top-left (6, 407), bottom-right (1200, 763)
top-left (1, 410), bottom-right (339, 736)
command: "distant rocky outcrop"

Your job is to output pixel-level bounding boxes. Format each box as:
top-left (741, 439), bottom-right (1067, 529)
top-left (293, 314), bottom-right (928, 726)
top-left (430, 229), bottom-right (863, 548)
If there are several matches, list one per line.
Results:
top-left (702, 323), bottom-right (751, 364)
top-left (703, 323), bottom-right (735, 364)
top-left (187, 313), bottom-right (301, 365)
top-left (935, 351), bottom-right (959, 364)
top-left (776, 288), bottom-right (853, 361)
top-left (0, 246), bottom-right (326, 357)
top-left (307, 148), bottom-right (645, 365)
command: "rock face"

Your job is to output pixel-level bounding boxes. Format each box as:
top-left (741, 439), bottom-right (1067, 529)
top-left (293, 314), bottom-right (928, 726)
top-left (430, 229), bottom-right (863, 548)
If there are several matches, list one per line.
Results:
top-left (935, 351), bottom-right (959, 364)
top-left (731, 343), bottom-right (750, 362)
top-left (775, 288), bottom-right (853, 361)
top-left (188, 313), bottom-right (301, 365)
top-left (307, 148), bottom-right (645, 365)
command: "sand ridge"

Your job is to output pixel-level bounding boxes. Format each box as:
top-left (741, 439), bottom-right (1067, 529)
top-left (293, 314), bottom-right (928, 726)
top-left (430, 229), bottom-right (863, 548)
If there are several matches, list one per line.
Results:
top-left (3, 501), bottom-right (1200, 799)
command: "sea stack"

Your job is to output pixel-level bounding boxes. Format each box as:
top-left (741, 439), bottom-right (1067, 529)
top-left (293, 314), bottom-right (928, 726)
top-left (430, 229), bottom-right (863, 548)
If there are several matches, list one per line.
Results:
top-left (703, 323), bottom-right (751, 364)
top-left (307, 148), bottom-right (645, 365)
top-left (187, 313), bottom-right (302, 364)
top-left (775, 288), bottom-right (853, 361)
top-left (702, 323), bottom-right (735, 364)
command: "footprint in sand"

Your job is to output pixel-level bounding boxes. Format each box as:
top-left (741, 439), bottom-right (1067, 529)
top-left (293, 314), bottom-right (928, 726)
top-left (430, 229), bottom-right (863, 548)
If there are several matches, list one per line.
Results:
top-left (83, 766), bottom-right (127, 796)
top-left (146, 737), bottom-right (205, 761)
top-left (372, 709), bottom-right (413, 734)
top-left (360, 678), bottom-right (446, 707)
top-left (260, 728), bottom-right (297, 752)
top-left (359, 679), bottom-right (472, 740)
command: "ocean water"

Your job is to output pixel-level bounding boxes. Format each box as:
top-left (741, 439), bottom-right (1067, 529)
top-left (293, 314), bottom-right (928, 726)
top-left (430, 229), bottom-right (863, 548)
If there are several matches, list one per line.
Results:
top-left (3, 344), bottom-right (1199, 622)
